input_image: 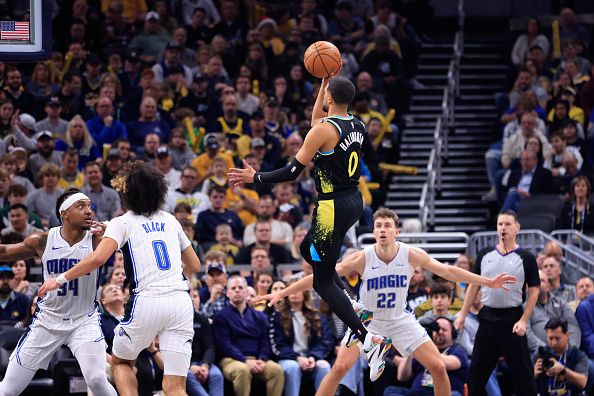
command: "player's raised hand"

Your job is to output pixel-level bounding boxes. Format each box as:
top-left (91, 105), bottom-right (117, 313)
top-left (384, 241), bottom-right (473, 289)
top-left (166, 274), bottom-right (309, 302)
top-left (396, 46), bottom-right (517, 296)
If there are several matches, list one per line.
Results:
top-left (38, 278), bottom-right (60, 298)
top-left (90, 221), bottom-right (108, 236)
top-left (253, 291), bottom-right (283, 307)
top-left (487, 272), bottom-right (517, 290)
top-left (228, 159), bottom-right (256, 187)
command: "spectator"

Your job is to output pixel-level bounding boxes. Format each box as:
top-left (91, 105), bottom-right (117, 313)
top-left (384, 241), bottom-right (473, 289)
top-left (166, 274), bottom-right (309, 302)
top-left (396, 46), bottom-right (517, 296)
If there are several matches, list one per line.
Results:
top-left (561, 175), bottom-right (594, 234)
top-left (389, 317), bottom-right (469, 396)
top-left (191, 133), bottom-right (234, 185)
top-left (511, 18), bottom-right (550, 66)
top-left (210, 94), bottom-right (250, 137)
top-left (502, 113), bottom-right (550, 169)
top-left (418, 283), bottom-right (458, 326)
top-left (195, 185), bottom-right (243, 247)
top-left (541, 256), bottom-right (576, 304)
top-left (3, 67), bottom-right (36, 117)
top-left (127, 11), bottom-right (170, 63)
top-left (544, 241), bottom-right (564, 264)
top-left (456, 211), bottom-right (539, 396)
top-left (107, 266), bottom-right (126, 289)
top-left (243, 195), bottom-right (294, 250)
top-left (102, 148), bottom-right (123, 186)
top-left (209, 223), bottom-right (239, 266)
top-left (273, 183), bottom-right (304, 228)
top-left (135, 133), bottom-right (161, 163)
top-left (168, 128), bottom-right (196, 171)
top-left (212, 275), bottom-right (285, 396)
top-left (406, 265), bottom-right (428, 312)
top-left (187, 288), bottom-right (224, 396)
top-left (152, 40), bottom-right (193, 87)
top-left (328, 1), bottom-right (364, 47)
top-left (0, 184), bottom-right (43, 230)
top-left (236, 220), bottom-right (291, 266)
top-left (501, 150), bottom-right (553, 213)
top-left (289, 223), bottom-right (309, 263)
top-left (34, 96), bottom-right (69, 137)
top-left (576, 292), bottom-right (594, 379)
top-left (86, 96), bottom-right (128, 150)
top-left (26, 163), bottom-right (63, 228)
top-left (0, 204), bottom-right (43, 238)
top-left (534, 317), bottom-right (588, 396)
top-left (200, 156), bottom-right (229, 195)
top-left (154, 146), bottom-right (181, 190)
top-left (55, 115), bottom-right (101, 169)
top-left (81, 162), bottom-right (122, 221)
top-left (509, 68), bottom-right (548, 109)
top-left (251, 269), bottom-right (275, 313)
top-left (57, 72), bottom-right (84, 121)
top-left (99, 283), bottom-right (125, 354)
top-left (545, 131), bottom-right (583, 177)
top-left (165, 166), bottom-right (210, 221)
top-left (126, 96), bottom-right (171, 150)
top-left (526, 270), bottom-right (581, 353)
top-left (235, 76), bottom-right (259, 116)
top-left (28, 131), bottom-right (62, 179)
top-left (10, 260), bottom-right (37, 299)
top-left (568, 276), bottom-right (594, 312)
top-left (0, 265), bottom-right (30, 323)
top-left (244, 110), bottom-right (282, 166)
top-left (270, 281), bottom-right (333, 396)
top-left (0, 154), bottom-right (34, 193)
top-left (9, 113), bottom-right (37, 152)
top-left (558, 8), bottom-right (591, 50)
top-left (58, 149), bottom-right (85, 190)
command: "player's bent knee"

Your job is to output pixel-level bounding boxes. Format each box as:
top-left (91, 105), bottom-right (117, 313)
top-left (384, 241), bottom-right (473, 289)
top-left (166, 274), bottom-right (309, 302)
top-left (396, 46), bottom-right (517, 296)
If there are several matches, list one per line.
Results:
top-left (427, 357), bottom-right (447, 376)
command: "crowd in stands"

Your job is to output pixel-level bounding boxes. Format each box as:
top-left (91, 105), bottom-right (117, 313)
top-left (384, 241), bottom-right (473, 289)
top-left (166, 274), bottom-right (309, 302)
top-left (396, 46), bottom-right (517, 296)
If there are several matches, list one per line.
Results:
top-left (0, 1), bottom-right (592, 395)
top-left (484, 8), bottom-right (594, 236)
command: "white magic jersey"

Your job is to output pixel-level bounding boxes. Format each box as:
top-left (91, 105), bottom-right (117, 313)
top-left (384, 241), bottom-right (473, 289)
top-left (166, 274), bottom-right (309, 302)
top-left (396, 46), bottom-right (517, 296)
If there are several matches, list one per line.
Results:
top-left (359, 242), bottom-right (413, 321)
top-left (103, 210), bottom-right (192, 296)
top-left (40, 227), bottom-right (98, 319)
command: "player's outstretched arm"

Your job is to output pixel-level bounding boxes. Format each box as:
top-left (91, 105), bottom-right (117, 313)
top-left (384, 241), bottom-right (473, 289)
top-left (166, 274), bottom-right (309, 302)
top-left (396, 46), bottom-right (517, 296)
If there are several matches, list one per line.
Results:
top-left (311, 77), bottom-right (330, 126)
top-left (253, 250), bottom-right (365, 306)
top-left (38, 237), bottom-right (118, 298)
top-left (0, 232), bottom-right (47, 261)
top-left (228, 124), bottom-right (333, 187)
top-left (409, 246), bottom-right (517, 290)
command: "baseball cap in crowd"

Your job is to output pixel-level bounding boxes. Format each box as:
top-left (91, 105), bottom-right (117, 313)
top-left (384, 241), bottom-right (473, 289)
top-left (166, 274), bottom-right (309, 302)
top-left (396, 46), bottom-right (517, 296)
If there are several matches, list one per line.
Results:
top-left (207, 262), bottom-right (227, 274)
top-left (251, 110), bottom-right (264, 120)
top-left (156, 146), bottom-right (170, 157)
top-left (0, 266), bottom-right (14, 278)
top-left (47, 96), bottom-right (61, 107)
top-left (562, 87), bottom-right (576, 96)
top-left (19, 113), bottom-right (36, 130)
top-left (86, 53), bottom-right (101, 65)
top-left (106, 148), bottom-right (121, 159)
top-left (250, 137), bottom-right (265, 149)
top-left (204, 133), bottom-right (219, 150)
top-left (166, 40), bottom-right (182, 51)
top-left (34, 130), bottom-right (53, 141)
top-left (145, 11), bottom-right (160, 21)
top-left (265, 96), bottom-right (278, 107)
top-left (126, 50), bottom-right (139, 62)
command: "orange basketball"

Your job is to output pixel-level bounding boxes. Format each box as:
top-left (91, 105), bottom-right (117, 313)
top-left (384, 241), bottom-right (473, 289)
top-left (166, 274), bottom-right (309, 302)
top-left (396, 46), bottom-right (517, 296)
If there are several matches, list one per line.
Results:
top-left (304, 41), bottom-right (342, 78)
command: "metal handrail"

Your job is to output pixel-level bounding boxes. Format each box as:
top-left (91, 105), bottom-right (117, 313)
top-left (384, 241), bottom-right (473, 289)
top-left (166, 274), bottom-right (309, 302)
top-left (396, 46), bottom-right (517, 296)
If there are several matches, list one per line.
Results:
top-left (551, 229), bottom-right (594, 255)
top-left (468, 230), bottom-right (594, 284)
top-left (357, 232), bottom-right (469, 247)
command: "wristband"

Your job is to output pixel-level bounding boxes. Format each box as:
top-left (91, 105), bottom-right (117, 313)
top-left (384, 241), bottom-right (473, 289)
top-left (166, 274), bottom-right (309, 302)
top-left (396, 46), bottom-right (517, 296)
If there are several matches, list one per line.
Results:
top-left (56, 274), bottom-right (68, 285)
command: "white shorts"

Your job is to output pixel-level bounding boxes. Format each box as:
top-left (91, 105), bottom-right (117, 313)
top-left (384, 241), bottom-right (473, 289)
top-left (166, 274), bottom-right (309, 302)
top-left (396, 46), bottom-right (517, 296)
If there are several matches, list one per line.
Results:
top-left (11, 309), bottom-right (104, 370)
top-left (366, 313), bottom-right (431, 357)
top-left (112, 292), bottom-right (194, 361)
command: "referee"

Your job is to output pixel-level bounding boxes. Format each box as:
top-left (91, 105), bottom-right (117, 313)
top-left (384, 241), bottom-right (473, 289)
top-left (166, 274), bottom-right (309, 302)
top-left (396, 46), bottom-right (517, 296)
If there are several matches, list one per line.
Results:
top-left (455, 210), bottom-right (540, 396)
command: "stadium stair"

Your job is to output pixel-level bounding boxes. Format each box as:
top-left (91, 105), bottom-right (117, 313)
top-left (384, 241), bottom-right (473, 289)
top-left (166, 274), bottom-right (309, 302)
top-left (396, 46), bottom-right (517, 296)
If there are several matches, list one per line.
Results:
top-left (387, 36), bottom-right (510, 234)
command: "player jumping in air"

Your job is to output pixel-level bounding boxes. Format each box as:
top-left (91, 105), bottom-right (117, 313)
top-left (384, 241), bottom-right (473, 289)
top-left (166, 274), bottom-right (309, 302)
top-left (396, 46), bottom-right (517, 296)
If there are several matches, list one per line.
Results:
top-left (0, 189), bottom-right (117, 396)
top-left (40, 162), bottom-right (201, 396)
top-left (255, 208), bottom-right (516, 396)
top-left (230, 74), bottom-right (394, 380)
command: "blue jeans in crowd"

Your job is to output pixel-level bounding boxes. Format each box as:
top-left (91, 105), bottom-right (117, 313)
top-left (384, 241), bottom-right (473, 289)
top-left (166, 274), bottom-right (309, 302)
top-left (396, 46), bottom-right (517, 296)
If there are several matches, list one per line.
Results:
top-left (279, 359), bottom-right (330, 396)
top-left (186, 364), bottom-right (224, 396)
top-left (501, 190), bottom-right (523, 213)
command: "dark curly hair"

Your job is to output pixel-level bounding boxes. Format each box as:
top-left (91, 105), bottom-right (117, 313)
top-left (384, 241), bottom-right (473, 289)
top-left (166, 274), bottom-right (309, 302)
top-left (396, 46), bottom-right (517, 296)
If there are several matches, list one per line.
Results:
top-left (111, 161), bottom-right (167, 216)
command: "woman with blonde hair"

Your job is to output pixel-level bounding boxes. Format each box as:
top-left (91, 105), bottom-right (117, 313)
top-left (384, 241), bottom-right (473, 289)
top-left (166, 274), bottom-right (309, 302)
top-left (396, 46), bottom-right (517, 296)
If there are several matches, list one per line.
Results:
top-left (55, 115), bottom-right (100, 168)
top-left (25, 61), bottom-right (60, 98)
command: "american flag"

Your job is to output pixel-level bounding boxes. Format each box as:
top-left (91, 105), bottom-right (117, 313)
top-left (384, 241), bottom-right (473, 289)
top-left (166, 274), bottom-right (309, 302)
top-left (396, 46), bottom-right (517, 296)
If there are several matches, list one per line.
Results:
top-left (0, 21), bottom-right (29, 41)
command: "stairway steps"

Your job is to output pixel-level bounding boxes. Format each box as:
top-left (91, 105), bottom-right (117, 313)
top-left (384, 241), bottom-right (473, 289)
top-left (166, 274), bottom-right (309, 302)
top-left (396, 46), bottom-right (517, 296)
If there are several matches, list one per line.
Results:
top-left (388, 182), bottom-right (489, 192)
top-left (399, 142), bottom-right (489, 150)
top-left (392, 174), bottom-right (487, 183)
top-left (409, 104), bottom-right (496, 112)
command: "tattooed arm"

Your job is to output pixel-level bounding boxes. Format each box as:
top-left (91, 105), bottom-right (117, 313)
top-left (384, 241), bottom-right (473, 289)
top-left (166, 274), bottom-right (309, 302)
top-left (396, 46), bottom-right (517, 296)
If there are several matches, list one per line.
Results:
top-left (0, 232), bottom-right (47, 261)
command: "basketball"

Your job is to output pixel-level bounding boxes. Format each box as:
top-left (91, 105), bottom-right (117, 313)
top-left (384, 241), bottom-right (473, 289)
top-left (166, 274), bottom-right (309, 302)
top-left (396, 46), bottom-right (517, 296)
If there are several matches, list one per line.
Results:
top-left (304, 41), bottom-right (342, 78)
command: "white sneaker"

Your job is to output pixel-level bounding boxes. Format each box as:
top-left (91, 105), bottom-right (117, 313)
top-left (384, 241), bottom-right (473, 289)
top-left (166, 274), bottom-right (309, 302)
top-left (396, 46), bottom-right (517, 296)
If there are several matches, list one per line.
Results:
top-left (363, 333), bottom-right (392, 381)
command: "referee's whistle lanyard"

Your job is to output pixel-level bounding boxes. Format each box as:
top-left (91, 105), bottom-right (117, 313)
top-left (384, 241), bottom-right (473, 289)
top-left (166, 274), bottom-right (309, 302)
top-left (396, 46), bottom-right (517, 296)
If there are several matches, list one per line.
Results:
top-left (571, 204), bottom-right (588, 233)
top-left (547, 348), bottom-right (568, 395)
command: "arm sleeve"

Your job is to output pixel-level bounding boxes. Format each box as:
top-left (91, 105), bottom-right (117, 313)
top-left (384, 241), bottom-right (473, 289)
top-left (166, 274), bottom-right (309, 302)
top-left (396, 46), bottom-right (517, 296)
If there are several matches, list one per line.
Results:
top-left (519, 250), bottom-right (540, 288)
top-left (254, 158), bottom-right (305, 184)
top-left (473, 248), bottom-right (489, 275)
top-left (11, 125), bottom-right (39, 151)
